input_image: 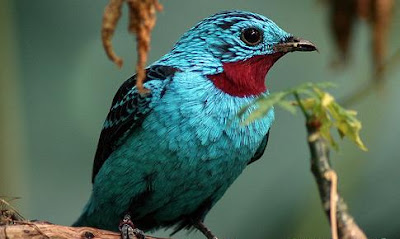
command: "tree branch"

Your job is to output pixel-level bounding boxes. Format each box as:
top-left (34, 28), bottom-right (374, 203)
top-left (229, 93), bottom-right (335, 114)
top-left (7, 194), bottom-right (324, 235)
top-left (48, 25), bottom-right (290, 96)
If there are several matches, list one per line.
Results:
top-left (0, 221), bottom-right (169, 239)
top-left (306, 120), bottom-right (367, 239)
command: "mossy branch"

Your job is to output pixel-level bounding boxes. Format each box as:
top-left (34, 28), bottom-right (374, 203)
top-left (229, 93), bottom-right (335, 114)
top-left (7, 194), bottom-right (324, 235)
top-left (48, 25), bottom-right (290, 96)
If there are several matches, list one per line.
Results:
top-left (241, 82), bottom-right (367, 239)
top-left (305, 119), bottom-right (366, 239)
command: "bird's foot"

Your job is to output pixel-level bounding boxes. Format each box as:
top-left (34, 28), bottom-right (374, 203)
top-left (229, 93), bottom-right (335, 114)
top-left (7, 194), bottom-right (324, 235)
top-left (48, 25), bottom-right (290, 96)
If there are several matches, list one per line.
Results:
top-left (195, 221), bottom-right (218, 239)
top-left (119, 214), bottom-right (145, 239)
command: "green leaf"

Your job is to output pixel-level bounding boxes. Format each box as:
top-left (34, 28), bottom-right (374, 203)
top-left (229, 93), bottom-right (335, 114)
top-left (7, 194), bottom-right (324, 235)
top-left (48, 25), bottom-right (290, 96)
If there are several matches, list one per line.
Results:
top-left (310, 88), bottom-right (368, 151)
top-left (238, 81), bottom-right (367, 152)
top-left (241, 91), bottom-right (289, 125)
top-left (276, 100), bottom-right (297, 114)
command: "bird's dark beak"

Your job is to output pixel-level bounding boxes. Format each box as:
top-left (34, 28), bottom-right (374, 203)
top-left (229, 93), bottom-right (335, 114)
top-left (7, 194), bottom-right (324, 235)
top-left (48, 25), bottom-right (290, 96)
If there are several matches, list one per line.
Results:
top-left (273, 36), bottom-right (318, 53)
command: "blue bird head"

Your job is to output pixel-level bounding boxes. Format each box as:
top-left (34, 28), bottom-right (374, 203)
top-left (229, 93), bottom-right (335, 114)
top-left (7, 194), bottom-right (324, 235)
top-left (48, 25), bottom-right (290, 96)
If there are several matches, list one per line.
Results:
top-left (156, 10), bottom-right (317, 97)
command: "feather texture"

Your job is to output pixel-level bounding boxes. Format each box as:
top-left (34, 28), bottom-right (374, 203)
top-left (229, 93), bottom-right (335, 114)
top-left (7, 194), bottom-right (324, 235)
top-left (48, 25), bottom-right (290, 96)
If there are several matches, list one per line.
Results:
top-left (92, 66), bottom-right (179, 182)
top-left (73, 10), bottom-right (296, 236)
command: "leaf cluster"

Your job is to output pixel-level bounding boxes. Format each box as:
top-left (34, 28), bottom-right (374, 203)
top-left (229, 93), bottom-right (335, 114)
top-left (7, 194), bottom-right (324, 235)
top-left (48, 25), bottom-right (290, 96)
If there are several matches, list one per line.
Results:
top-left (239, 82), bottom-right (367, 151)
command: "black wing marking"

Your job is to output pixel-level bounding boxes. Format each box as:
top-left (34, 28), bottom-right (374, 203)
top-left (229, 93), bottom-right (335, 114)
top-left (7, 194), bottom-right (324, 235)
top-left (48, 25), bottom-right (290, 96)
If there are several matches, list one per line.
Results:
top-left (92, 65), bottom-right (179, 183)
top-left (248, 129), bottom-right (270, 165)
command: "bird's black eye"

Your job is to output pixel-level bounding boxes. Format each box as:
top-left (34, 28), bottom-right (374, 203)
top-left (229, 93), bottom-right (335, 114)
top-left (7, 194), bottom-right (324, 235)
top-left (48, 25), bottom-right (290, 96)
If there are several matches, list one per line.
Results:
top-left (241, 28), bottom-right (263, 46)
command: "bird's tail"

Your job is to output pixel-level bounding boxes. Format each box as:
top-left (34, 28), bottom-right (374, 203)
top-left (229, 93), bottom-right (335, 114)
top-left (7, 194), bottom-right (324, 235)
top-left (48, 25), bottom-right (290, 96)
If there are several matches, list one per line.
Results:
top-left (72, 212), bottom-right (87, 227)
top-left (72, 197), bottom-right (94, 228)
top-left (72, 206), bottom-right (90, 227)
top-left (72, 196), bottom-right (119, 232)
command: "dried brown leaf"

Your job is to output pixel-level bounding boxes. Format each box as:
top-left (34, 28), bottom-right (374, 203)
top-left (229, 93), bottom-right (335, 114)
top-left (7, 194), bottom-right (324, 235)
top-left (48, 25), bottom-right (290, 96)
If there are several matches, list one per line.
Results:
top-left (326, 0), bottom-right (395, 81)
top-left (371, 0), bottom-right (394, 79)
top-left (102, 0), bottom-right (124, 68)
top-left (127, 0), bottom-right (163, 94)
top-left (101, 0), bottom-right (163, 94)
top-left (330, 0), bottom-right (357, 61)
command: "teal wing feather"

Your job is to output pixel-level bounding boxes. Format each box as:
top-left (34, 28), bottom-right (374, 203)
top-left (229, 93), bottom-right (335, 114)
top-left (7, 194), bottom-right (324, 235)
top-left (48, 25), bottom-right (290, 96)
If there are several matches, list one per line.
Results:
top-left (248, 129), bottom-right (270, 165)
top-left (92, 65), bottom-right (179, 182)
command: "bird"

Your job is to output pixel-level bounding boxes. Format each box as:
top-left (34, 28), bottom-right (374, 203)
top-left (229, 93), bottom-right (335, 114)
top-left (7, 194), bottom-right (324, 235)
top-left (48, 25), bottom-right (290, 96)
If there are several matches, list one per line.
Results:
top-left (73, 10), bottom-right (317, 239)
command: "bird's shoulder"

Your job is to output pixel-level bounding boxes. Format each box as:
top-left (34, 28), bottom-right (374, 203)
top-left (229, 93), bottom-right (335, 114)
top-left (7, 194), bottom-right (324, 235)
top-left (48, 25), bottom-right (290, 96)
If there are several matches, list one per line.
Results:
top-left (92, 65), bottom-right (179, 183)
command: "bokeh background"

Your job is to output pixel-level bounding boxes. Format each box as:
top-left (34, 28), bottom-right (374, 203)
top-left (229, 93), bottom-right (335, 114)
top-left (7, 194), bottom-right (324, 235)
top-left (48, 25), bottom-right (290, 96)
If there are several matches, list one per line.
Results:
top-left (1, 0), bottom-right (399, 238)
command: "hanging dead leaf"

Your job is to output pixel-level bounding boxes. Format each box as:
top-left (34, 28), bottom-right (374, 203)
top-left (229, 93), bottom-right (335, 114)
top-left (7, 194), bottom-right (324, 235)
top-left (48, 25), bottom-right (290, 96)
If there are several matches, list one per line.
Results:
top-left (330, 0), bottom-right (357, 61)
top-left (325, 0), bottom-right (395, 81)
top-left (370, 0), bottom-right (394, 80)
top-left (101, 0), bottom-right (163, 94)
top-left (102, 0), bottom-right (124, 68)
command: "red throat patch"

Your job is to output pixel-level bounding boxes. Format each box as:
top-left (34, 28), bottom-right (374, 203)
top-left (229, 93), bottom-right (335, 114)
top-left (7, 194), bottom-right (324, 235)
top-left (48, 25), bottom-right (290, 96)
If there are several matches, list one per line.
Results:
top-left (208, 53), bottom-right (284, 97)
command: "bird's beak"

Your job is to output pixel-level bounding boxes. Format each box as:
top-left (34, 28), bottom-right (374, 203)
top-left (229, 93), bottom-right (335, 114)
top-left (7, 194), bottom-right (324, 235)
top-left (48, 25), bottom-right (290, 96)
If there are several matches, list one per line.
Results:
top-left (273, 36), bottom-right (318, 53)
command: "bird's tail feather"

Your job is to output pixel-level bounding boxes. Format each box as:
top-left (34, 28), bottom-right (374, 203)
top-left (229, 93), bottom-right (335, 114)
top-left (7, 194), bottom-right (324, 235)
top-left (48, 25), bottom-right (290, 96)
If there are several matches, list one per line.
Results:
top-left (72, 197), bottom-right (94, 228)
top-left (72, 209), bottom-right (90, 227)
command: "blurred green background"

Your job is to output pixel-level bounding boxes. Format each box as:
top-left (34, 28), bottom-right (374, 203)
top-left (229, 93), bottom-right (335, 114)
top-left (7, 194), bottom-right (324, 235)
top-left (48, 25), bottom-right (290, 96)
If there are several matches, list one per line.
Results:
top-left (1, 0), bottom-right (399, 238)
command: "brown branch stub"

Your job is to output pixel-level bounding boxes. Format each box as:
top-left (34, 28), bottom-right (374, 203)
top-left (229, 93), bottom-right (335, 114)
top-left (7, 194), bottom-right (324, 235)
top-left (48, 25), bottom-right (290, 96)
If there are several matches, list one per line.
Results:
top-left (101, 0), bottom-right (163, 94)
top-left (0, 221), bottom-right (169, 239)
top-left (306, 121), bottom-right (367, 239)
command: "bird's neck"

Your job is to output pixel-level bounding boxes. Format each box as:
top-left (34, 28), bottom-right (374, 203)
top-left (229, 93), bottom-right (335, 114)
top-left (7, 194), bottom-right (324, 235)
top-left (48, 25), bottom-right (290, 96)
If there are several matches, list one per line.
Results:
top-left (208, 53), bottom-right (283, 97)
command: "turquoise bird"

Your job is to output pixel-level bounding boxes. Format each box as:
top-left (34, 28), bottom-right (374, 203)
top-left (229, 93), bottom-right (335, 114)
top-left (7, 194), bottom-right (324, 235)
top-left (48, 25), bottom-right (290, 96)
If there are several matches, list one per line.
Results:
top-left (73, 10), bottom-right (317, 239)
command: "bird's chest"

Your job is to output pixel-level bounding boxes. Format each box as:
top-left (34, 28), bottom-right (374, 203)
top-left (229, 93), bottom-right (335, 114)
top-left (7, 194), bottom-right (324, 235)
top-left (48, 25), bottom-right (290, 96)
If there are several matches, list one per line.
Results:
top-left (107, 74), bottom-right (274, 220)
top-left (140, 73), bottom-right (274, 176)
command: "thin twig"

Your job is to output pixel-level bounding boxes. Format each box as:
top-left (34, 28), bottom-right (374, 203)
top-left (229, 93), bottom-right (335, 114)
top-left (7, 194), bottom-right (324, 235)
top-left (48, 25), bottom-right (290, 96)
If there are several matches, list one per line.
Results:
top-left (294, 93), bottom-right (367, 239)
top-left (294, 92), bottom-right (310, 120)
top-left (305, 120), bottom-right (367, 239)
top-left (325, 170), bottom-right (338, 239)
top-left (3, 226), bottom-right (8, 239)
